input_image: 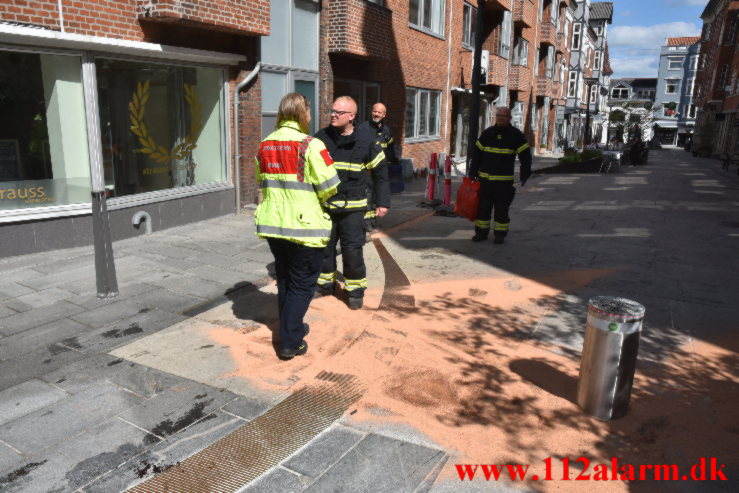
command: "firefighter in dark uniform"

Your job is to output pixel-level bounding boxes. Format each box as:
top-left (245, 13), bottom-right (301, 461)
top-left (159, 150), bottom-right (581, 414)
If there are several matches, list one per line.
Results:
top-left (469, 106), bottom-right (532, 244)
top-left (358, 102), bottom-right (397, 231)
top-left (314, 96), bottom-right (390, 310)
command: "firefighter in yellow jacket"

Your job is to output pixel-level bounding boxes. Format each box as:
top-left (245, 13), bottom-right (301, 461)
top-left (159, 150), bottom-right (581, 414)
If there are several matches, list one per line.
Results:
top-left (255, 93), bottom-right (340, 360)
top-left (469, 106), bottom-right (532, 244)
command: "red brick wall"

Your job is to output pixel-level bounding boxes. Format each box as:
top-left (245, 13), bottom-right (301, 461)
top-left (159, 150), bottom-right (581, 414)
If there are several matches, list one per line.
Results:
top-left (135, 0), bottom-right (269, 36)
top-left (0, 0), bottom-right (270, 40)
top-left (328, 0), bottom-right (392, 59)
top-left (0, 0), bottom-right (60, 29)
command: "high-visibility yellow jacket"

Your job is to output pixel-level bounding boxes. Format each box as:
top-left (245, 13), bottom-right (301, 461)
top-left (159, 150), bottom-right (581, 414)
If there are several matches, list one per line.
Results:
top-left (254, 120), bottom-right (340, 247)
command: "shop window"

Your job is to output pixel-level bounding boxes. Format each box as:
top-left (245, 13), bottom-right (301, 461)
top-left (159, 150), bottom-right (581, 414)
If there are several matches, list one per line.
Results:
top-left (96, 59), bottom-right (226, 198)
top-left (410, 0), bottom-right (445, 37)
top-left (405, 87), bottom-right (440, 140)
top-left (0, 51), bottom-right (91, 211)
top-left (462, 3), bottom-right (477, 48)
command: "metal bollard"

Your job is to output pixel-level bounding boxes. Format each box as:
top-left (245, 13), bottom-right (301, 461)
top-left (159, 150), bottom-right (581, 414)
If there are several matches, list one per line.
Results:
top-left (577, 296), bottom-right (646, 420)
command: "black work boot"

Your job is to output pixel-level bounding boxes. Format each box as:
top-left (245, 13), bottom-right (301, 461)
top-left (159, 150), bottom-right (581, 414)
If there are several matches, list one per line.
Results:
top-left (313, 284), bottom-right (333, 298)
top-left (472, 227), bottom-right (489, 242)
top-left (278, 341), bottom-right (308, 360)
top-left (347, 297), bottom-right (363, 310)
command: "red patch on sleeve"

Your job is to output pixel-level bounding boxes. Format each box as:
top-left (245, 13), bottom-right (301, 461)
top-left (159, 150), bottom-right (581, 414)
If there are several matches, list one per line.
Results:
top-left (320, 149), bottom-right (334, 166)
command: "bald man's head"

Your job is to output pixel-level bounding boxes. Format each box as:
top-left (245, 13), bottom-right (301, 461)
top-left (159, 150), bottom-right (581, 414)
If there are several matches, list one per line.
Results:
top-left (330, 96), bottom-right (358, 134)
top-left (371, 103), bottom-right (387, 123)
top-left (495, 106), bottom-right (512, 127)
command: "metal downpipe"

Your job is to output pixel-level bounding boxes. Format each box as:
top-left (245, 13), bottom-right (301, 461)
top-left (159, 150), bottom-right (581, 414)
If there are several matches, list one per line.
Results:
top-left (233, 62), bottom-right (261, 214)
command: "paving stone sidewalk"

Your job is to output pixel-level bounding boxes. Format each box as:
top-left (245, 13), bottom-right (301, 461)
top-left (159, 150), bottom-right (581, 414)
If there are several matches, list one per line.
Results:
top-left (2, 149), bottom-right (737, 492)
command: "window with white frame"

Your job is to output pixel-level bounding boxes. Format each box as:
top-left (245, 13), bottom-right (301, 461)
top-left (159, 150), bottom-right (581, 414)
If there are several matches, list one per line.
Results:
top-left (719, 64), bottom-right (729, 88)
top-left (668, 57), bottom-right (684, 70)
top-left (409, 0), bottom-right (445, 36)
top-left (534, 48), bottom-right (540, 76)
top-left (595, 23), bottom-right (603, 36)
top-left (405, 87), bottom-right (441, 139)
top-left (688, 104), bottom-right (697, 118)
top-left (690, 55), bottom-right (698, 70)
top-left (462, 3), bottom-right (477, 48)
top-left (546, 46), bottom-right (555, 78)
top-left (686, 78), bottom-right (695, 96)
top-left (572, 23), bottom-right (581, 50)
top-left (568, 71), bottom-right (578, 97)
top-left (663, 103), bottom-right (678, 117)
top-left (665, 80), bottom-right (679, 94)
top-left (261, 0), bottom-right (320, 135)
top-left (511, 101), bottom-right (525, 129)
top-left (512, 37), bottom-right (529, 66)
top-left (611, 86), bottom-right (628, 99)
top-left (594, 50), bottom-right (602, 71)
top-left (589, 83), bottom-right (598, 103)
top-left (499, 10), bottom-right (512, 59)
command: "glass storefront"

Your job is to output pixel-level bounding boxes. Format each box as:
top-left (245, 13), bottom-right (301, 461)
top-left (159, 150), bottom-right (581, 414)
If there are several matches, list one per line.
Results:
top-left (96, 59), bottom-right (226, 198)
top-left (0, 47), bottom-right (227, 215)
top-left (0, 51), bottom-right (91, 211)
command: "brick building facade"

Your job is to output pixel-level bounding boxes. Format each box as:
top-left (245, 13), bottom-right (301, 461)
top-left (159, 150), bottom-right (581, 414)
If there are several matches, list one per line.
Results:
top-left (1, 0), bottom-right (613, 257)
top-left (693, 0), bottom-right (739, 160)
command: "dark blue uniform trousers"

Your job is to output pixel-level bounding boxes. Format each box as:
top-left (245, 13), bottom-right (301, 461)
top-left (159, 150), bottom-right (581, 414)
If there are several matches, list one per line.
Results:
top-left (267, 238), bottom-right (324, 351)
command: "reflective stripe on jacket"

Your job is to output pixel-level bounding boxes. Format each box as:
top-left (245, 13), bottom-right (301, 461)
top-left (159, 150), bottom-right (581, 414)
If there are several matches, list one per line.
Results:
top-left (314, 125), bottom-right (389, 211)
top-left (469, 125), bottom-right (532, 183)
top-left (358, 120), bottom-right (398, 164)
top-left (255, 121), bottom-right (340, 248)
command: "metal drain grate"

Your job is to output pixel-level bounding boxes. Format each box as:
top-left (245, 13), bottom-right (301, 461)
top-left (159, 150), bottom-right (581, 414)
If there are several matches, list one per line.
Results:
top-left (128, 375), bottom-right (363, 493)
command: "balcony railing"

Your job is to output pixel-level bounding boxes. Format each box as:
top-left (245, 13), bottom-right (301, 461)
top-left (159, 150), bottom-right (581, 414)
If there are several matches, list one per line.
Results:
top-left (510, 65), bottom-right (531, 91)
top-left (327, 0), bottom-right (393, 59)
top-left (513, 0), bottom-right (535, 27)
top-left (539, 22), bottom-right (556, 46)
top-left (134, 0), bottom-right (270, 36)
top-left (536, 75), bottom-right (552, 96)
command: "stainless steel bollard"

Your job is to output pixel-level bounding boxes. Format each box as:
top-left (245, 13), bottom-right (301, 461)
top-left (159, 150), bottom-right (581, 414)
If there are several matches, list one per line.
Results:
top-left (577, 296), bottom-right (646, 420)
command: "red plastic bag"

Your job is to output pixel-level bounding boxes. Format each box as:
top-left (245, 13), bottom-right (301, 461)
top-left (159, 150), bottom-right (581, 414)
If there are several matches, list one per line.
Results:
top-left (454, 177), bottom-right (480, 221)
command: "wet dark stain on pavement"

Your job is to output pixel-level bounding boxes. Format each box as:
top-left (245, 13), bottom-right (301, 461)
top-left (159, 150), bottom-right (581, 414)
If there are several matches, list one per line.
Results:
top-left (102, 324), bottom-right (144, 338)
top-left (197, 344), bottom-right (214, 350)
top-left (47, 344), bottom-right (70, 355)
top-left (135, 461), bottom-right (178, 478)
top-left (60, 337), bottom-right (82, 349)
top-left (55, 378), bottom-right (66, 384)
top-left (64, 443), bottom-right (145, 489)
top-left (107, 359), bottom-right (124, 366)
top-left (139, 307), bottom-right (152, 313)
top-left (150, 400), bottom-right (213, 437)
top-left (194, 393), bottom-right (207, 399)
top-left (0, 461), bottom-right (47, 485)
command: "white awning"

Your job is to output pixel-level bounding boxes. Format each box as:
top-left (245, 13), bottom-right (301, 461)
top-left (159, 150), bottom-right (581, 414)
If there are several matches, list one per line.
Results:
top-left (0, 23), bottom-right (246, 65)
top-left (655, 121), bottom-right (678, 128)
